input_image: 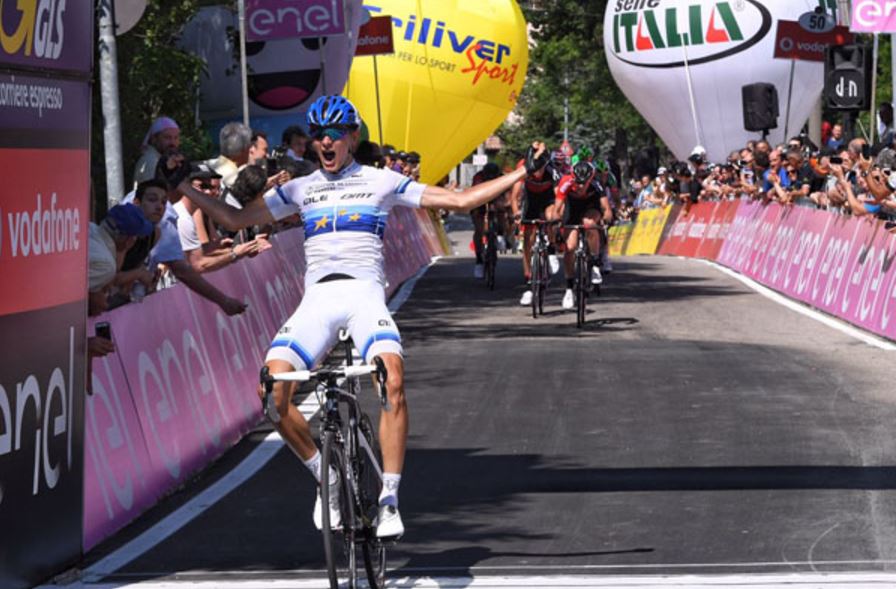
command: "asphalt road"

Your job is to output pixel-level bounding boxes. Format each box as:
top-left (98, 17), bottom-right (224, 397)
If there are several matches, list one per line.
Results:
top-left (64, 226), bottom-right (896, 587)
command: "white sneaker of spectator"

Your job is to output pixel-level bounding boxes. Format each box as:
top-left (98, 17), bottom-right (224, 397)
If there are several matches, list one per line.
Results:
top-left (520, 290), bottom-right (533, 306)
top-left (562, 289), bottom-right (574, 310)
top-left (548, 254), bottom-right (560, 275)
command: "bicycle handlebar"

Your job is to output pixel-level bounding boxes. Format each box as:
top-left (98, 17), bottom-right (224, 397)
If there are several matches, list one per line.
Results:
top-left (269, 364), bottom-right (378, 382)
top-left (520, 219), bottom-right (561, 226)
top-left (563, 224), bottom-right (604, 231)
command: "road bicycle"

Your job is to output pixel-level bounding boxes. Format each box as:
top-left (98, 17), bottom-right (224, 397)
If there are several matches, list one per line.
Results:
top-left (260, 332), bottom-right (390, 589)
top-left (521, 219), bottom-right (559, 318)
top-left (565, 224), bottom-right (602, 328)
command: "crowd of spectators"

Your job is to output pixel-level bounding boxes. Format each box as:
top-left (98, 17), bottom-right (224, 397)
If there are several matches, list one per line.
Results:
top-left (620, 122), bottom-right (896, 232)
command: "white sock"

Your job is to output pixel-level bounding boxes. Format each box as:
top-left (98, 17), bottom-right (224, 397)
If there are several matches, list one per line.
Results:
top-left (379, 473), bottom-right (401, 507)
top-left (303, 451), bottom-right (338, 485)
top-left (303, 451), bottom-right (323, 483)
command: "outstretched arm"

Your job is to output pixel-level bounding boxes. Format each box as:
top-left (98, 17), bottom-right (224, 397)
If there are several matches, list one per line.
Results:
top-left (176, 181), bottom-right (274, 232)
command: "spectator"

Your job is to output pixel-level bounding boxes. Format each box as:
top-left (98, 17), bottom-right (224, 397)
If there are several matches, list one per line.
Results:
top-left (356, 140), bottom-right (383, 167)
top-left (382, 144), bottom-right (399, 171)
top-left (174, 164), bottom-right (270, 272)
top-left (124, 179), bottom-right (247, 315)
top-left (207, 121), bottom-right (252, 190)
top-left (762, 148), bottom-right (792, 202)
top-left (281, 125), bottom-right (308, 161)
top-left (405, 151), bottom-right (421, 180)
top-left (826, 124), bottom-right (845, 150)
top-left (133, 117), bottom-right (180, 187)
top-left (89, 203), bottom-right (155, 296)
top-left (879, 103), bottom-right (894, 147)
top-left (249, 130), bottom-right (269, 166)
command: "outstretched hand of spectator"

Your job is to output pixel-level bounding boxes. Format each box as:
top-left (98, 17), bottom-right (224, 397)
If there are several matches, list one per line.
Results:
top-left (265, 170), bottom-right (289, 190)
top-left (857, 154), bottom-right (873, 173)
top-left (219, 296), bottom-right (248, 316)
top-left (88, 335), bottom-right (115, 358)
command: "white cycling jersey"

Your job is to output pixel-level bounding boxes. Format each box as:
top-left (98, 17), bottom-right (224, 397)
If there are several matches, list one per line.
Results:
top-left (263, 160), bottom-right (427, 287)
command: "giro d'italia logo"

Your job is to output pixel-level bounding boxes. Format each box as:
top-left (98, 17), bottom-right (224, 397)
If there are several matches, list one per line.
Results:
top-left (609, 0), bottom-right (772, 68)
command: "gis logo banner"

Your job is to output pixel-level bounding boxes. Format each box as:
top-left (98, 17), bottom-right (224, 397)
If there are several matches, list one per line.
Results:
top-left (609, 0), bottom-right (772, 68)
top-left (1, 0), bottom-right (67, 61)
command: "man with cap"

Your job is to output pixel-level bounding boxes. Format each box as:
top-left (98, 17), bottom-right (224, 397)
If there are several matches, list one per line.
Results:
top-left (405, 151), bottom-right (421, 180)
top-left (124, 179), bottom-right (247, 315)
top-left (175, 162), bottom-right (270, 273)
top-left (134, 117), bottom-right (180, 188)
top-left (89, 203), bottom-right (156, 302)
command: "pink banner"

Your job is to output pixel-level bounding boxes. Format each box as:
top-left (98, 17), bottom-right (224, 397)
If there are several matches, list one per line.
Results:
top-left (851, 0), bottom-right (896, 33)
top-left (246, 0), bottom-right (346, 42)
top-left (716, 201), bottom-right (896, 341)
top-left (84, 211), bottom-right (443, 550)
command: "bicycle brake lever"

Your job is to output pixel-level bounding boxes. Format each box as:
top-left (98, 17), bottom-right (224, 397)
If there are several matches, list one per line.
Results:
top-left (259, 366), bottom-right (281, 424)
top-left (374, 356), bottom-right (391, 411)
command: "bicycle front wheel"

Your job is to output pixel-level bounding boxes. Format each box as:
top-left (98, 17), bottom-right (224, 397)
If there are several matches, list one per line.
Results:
top-left (575, 254), bottom-right (587, 328)
top-left (358, 414), bottom-right (386, 588)
top-left (321, 429), bottom-right (354, 589)
top-left (529, 249), bottom-right (543, 319)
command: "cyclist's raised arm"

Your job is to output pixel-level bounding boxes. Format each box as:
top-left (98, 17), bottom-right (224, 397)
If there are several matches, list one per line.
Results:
top-left (510, 177), bottom-right (523, 218)
top-left (420, 142), bottom-right (547, 212)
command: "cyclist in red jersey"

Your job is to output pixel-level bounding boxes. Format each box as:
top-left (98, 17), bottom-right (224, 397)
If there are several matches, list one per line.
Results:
top-left (510, 156), bottom-right (562, 305)
top-left (470, 163), bottom-right (503, 278)
top-left (555, 161), bottom-right (612, 310)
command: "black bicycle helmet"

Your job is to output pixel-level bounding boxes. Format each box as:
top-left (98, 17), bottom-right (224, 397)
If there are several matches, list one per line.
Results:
top-left (573, 160), bottom-right (596, 185)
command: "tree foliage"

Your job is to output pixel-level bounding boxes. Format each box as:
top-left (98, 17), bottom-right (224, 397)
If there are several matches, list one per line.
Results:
top-left (91, 0), bottom-right (211, 212)
top-left (498, 0), bottom-right (658, 164)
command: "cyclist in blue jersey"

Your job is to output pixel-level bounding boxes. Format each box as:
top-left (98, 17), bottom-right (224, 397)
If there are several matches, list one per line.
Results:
top-left (160, 96), bottom-right (547, 540)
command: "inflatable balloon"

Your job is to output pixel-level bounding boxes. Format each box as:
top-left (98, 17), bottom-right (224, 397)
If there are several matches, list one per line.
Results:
top-left (180, 1), bottom-right (364, 120)
top-left (604, 0), bottom-right (835, 163)
top-left (345, 0), bottom-right (528, 184)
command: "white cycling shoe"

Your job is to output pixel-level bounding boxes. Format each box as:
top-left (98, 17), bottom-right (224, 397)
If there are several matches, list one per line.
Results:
top-left (376, 504), bottom-right (405, 539)
top-left (591, 266), bottom-right (603, 285)
top-left (520, 290), bottom-right (533, 306)
top-left (548, 254), bottom-right (560, 275)
top-left (473, 264), bottom-right (484, 279)
top-left (313, 477), bottom-right (342, 531)
top-left (561, 289), bottom-right (574, 310)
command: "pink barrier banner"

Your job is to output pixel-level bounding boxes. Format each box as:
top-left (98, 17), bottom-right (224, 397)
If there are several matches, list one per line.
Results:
top-left (694, 200), bottom-right (739, 261)
top-left (717, 201), bottom-right (896, 341)
top-left (84, 211), bottom-right (442, 550)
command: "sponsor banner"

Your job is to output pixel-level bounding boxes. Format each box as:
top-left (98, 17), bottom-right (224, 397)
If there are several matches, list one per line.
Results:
top-left (626, 205), bottom-right (674, 255)
top-left (716, 202), bottom-right (896, 341)
top-left (658, 202), bottom-right (719, 257)
top-left (773, 20), bottom-right (852, 62)
top-left (851, 0), bottom-right (896, 33)
top-left (356, 15), bottom-right (395, 56)
top-left (0, 149), bottom-right (90, 316)
top-left (0, 73), bottom-right (89, 138)
top-left (0, 302), bottom-right (86, 589)
top-left (0, 1), bottom-right (93, 74)
top-left (604, 1), bottom-right (831, 163)
top-left (608, 223), bottom-right (634, 256)
top-left (245, 0), bottom-right (346, 42)
top-left (694, 200), bottom-right (741, 261)
top-left (83, 208), bottom-right (441, 549)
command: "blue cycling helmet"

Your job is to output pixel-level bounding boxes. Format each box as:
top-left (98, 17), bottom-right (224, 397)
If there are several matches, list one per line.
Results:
top-left (306, 95), bottom-right (362, 128)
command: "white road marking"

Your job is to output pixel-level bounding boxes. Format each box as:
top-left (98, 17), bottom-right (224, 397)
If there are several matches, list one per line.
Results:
top-left (699, 260), bottom-right (896, 351)
top-left (40, 572), bottom-right (896, 588)
top-left (72, 260), bottom-right (440, 584)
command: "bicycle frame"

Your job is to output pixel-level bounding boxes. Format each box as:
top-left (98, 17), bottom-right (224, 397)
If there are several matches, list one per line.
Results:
top-left (521, 219), bottom-right (559, 318)
top-left (564, 224), bottom-right (602, 328)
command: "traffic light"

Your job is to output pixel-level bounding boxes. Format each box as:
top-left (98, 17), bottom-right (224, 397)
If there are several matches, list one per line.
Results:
top-left (824, 44), bottom-right (872, 111)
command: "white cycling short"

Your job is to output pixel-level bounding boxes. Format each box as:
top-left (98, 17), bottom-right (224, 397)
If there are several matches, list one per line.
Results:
top-left (265, 278), bottom-right (402, 369)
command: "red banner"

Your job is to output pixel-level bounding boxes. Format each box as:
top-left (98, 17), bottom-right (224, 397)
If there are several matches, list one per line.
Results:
top-left (0, 149), bottom-right (89, 316)
top-left (774, 20), bottom-right (853, 62)
top-left (355, 15), bottom-right (395, 56)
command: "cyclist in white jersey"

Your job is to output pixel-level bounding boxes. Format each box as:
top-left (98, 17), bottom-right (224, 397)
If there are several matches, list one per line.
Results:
top-left (160, 95), bottom-right (548, 539)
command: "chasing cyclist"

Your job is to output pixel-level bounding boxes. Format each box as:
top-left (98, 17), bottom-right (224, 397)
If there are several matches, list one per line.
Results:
top-left (470, 162), bottom-right (503, 279)
top-left (555, 161), bottom-right (613, 310)
top-left (159, 95), bottom-right (547, 540)
top-left (511, 152), bottom-right (563, 306)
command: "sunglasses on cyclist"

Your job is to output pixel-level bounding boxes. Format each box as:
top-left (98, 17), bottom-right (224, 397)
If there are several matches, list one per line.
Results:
top-left (309, 124), bottom-right (356, 141)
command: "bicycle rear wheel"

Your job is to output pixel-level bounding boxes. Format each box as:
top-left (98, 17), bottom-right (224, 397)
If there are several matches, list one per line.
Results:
top-left (358, 414), bottom-right (386, 588)
top-left (538, 248), bottom-right (548, 316)
top-left (321, 429), bottom-right (354, 589)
